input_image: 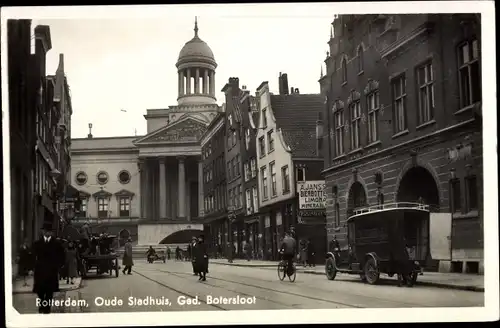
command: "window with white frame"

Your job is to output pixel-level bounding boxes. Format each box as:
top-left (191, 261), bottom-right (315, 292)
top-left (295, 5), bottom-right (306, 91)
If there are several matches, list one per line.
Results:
top-left (245, 128), bottom-right (251, 150)
top-left (244, 162), bottom-right (250, 181)
top-left (357, 46), bottom-right (364, 73)
top-left (78, 198), bottom-right (88, 217)
top-left (267, 130), bottom-right (275, 152)
top-left (246, 189), bottom-right (252, 214)
top-left (250, 158), bottom-right (257, 178)
top-left (392, 75), bottom-right (407, 133)
top-left (296, 167), bottom-right (306, 182)
top-left (458, 39), bottom-right (480, 109)
top-left (252, 186), bottom-right (258, 212)
top-left (350, 101), bottom-right (361, 149)
top-left (367, 91), bottom-right (380, 143)
top-left (97, 198), bottom-right (109, 218)
top-left (334, 107), bottom-right (344, 155)
top-left (270, 162), bottom-right (277, 197)
top-left (341, 57), bottom-right (347, 83)
top-left (262, 108), bottom-right (268, 127)
top-left (258, 136), bottom-right (265, 157)
top-left (416, 62), bottom-right (435, 125)
top-left (238, 185), bottom-right (243, 209)
top-left (261, 166), bottom-right (268, 199)
top-left (281, 165), bottom-right (290, 193)
top-left (119, 197), bottom-right (130, 217)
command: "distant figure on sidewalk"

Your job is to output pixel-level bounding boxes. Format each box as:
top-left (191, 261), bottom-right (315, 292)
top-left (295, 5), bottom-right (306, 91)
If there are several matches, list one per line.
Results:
top-left (244, 241), bottom-right (252, 261)
top-left (122, 237), bottom-right (133, 275)
top-left (299, 239), bottom-right (308, 267)
top-left (32, 226), bottom-right (64, 314)
top-left (17, 238), bottom-right (32, 286)
top-left (65, 241), bottom-right (78, 284)
top-left (190, 237), bottom-right (198, 275)
top-left (175, 246), bottom-right (181, 260)
top-left (166, 246), bottom-right (171, 260)
top-left (194, 235), bottom-right (208, 281)
top-left (306, 239), bottom-right (315, 267)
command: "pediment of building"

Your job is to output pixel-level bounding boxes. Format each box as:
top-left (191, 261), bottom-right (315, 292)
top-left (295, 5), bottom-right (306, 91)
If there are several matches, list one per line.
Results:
top-left (134, 116), bottom-right (208, 145)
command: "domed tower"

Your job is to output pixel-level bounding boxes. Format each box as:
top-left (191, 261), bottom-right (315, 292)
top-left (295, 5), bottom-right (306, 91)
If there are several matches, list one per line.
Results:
top-left (176, 17), bottom-right (217, 106)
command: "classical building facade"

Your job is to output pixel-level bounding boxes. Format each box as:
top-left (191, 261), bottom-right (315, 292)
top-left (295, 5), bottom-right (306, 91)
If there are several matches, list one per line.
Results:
top-left (255, 74), bottom-right (325, 261)
top-left (70, 19), bottom-right (221, 246)
top-left (320, 14), bottom-right (482, 273)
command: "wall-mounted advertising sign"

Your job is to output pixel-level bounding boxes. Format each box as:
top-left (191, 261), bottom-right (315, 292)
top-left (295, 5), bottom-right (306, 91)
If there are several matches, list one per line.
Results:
top-left (297, 180), bottom-right (326, 210)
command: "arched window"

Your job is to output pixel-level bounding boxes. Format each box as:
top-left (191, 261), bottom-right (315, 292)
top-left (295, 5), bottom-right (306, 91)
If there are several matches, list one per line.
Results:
top-left (357, 46), bottom-right (364, 73)
top-left (341, 57), bottom-right (347, 83)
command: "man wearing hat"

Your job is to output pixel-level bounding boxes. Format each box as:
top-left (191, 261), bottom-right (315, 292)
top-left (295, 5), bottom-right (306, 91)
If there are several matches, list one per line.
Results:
top-left (32, 225), bottom-right (65, 314)
top-left (193, 234), bottom-right (209, 281)
top-left (190, 236), bottom-right (198, 275)
top-left (122, 237), bottom-right (134, 275)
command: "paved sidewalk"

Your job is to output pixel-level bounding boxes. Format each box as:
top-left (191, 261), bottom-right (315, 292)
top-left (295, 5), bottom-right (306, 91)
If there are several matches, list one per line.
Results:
top-left (210, 259), bottom-right (484, 292)
top-left (13, 274), bottom-right (83, 294)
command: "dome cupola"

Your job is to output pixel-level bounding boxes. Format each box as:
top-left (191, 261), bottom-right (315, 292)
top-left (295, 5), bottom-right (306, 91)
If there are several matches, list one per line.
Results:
top-left (176, 17), bottom-right (217, 106)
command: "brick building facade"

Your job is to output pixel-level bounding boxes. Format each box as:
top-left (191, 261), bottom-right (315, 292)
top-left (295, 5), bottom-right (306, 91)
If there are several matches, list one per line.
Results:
top-left (320, 14), bottom-right (482, 273)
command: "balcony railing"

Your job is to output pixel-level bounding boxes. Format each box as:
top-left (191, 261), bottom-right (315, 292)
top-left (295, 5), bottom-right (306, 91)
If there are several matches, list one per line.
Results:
top-left (71, 217), bottom-right (140, 223)
top-left (352, 202), bottom-right (433, 216)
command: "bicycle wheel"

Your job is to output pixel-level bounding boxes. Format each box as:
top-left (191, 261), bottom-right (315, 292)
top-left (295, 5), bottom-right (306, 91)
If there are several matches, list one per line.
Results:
top-left (288, 263), bottom-right (297, 282)
top-left (277, 261), bottom-right (286, 281)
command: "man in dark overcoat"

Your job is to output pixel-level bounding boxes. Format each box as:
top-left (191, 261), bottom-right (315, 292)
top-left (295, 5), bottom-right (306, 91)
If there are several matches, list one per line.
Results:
top-left (32, 226), bottom-right (65, 314)
top-left (122, 237), bottom-right (134, 275)
top-left (194, 235), bottom-right (209, 281)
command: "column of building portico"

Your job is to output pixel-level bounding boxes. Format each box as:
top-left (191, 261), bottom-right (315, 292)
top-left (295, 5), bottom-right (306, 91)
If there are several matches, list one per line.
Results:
top-left (209, 71), bottom-right (215, 96)
top-left (138, 159), bottom-right (145, 218)
top-left (178, 156), bottom-right (187, 219)
top-left (143, 159), bottom-right (150, 219)
top-left (198, 158), bottom-right (204, 218)
top-left (195, 68), bottom-right (200, 94)
top-left (159, 157), bottom-right (167, 219)
top-left (178, 71), bottom-right (184, 96)
top-left (203, 69), bottom-right (208, 94)
top-left (186, 69), bottom-right (191, 94)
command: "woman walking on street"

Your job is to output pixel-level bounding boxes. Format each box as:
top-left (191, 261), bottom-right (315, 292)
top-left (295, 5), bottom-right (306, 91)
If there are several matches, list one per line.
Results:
top-left (299, 239), bottom-right (308, 267)
top-left (65, 241), bottom-right (78, 284)
top-left (122, 237), bottom-right (134, 275)
top-left (306, 239), bottom-right (316, 267)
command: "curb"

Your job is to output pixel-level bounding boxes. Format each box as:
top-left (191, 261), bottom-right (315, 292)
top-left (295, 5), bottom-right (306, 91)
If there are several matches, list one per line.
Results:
top-left (13, 278), bottom-right (84, 295)
top-left (210, 262), bottom-right (484, 292)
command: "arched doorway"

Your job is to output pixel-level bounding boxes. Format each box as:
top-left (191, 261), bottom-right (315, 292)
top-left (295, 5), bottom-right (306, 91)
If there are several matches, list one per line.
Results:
top-left (159, 229), bottom-right (204, 245)
top-left (347, 181), bottom-right (368, 217)
top-left (397, 166), bottom-right (440, 208)
top-left (119, 229), bottom-right (131, 247)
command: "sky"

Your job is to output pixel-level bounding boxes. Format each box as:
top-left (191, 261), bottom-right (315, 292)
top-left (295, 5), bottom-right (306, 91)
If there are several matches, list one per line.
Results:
top-left (28, 5), bottom-right (336, 139)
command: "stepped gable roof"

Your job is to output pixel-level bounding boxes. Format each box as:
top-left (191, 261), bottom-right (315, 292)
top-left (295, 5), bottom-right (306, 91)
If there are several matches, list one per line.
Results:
top-left (270, 93), bottom-right (323, 158)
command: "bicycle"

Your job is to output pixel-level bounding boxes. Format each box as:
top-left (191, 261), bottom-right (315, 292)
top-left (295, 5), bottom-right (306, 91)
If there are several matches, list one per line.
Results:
top-left (277, 253), bottom-right (296, 282)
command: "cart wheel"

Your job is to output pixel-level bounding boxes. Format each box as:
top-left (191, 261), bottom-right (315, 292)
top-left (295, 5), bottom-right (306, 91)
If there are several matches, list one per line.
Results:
top-left (364, 257), bottom-right (380, 285)
top-left (325, 257), bottom-right (337, 281)
top-left (277, 261), bottom-right (286, 281)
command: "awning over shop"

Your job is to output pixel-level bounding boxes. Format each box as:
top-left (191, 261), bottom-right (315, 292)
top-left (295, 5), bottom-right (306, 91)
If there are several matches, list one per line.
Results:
top-left (64, 184), bottom-right (80, 202)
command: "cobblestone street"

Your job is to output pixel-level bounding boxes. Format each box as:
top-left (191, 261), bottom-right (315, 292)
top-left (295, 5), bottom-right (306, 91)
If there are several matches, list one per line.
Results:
top-left (12, 260), bottom-right (484, 314)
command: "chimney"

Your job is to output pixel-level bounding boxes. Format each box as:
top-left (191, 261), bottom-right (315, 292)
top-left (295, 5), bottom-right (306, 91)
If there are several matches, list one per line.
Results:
top-left (281, 73), bottom-right (289, 95)
top-left (290, 87), bottom-right (294, 94)
top-left (294, 88), bottom-right (300, 94)
top-left (278, 72), bottom-right (283, 95)
top-left (88, 123), bottom-right (93, 139)
top-left (229, 77), bottom-right (239, 89)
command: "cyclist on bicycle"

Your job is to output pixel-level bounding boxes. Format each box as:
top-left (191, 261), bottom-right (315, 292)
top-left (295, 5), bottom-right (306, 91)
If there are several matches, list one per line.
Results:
top-left (280, 231), bottom-right (297, 276)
